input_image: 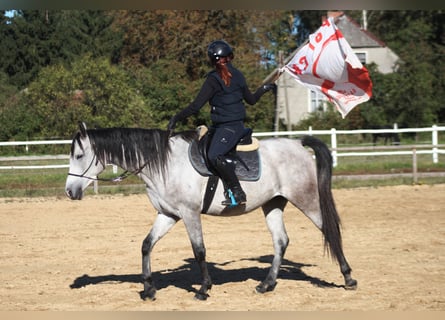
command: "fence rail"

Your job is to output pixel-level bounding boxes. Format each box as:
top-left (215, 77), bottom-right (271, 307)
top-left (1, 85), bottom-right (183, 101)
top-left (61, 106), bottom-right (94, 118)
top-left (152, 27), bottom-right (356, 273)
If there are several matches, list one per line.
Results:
top-left (1, 125), bottom-right (444, 171)
top-left (253, 124), bottom-right (445, 166)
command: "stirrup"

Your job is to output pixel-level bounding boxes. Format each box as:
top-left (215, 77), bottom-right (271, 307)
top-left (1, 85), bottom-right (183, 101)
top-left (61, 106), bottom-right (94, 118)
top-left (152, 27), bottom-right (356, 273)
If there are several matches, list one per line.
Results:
top-left (221, 189), bottom-right (246, 207)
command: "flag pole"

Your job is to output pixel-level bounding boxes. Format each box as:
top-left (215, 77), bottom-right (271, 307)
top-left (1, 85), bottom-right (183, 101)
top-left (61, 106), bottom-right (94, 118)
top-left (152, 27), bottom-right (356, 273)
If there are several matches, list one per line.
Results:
top-left (269, 40), bottom-right (309, 133)
top-left (263, 39), bottom-right (309, 85)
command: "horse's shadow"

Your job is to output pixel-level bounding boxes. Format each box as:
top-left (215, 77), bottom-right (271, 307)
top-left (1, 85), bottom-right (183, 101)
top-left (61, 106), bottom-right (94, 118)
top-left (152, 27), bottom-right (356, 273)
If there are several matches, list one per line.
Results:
top-left (69, 255), bottom-right (342, 298)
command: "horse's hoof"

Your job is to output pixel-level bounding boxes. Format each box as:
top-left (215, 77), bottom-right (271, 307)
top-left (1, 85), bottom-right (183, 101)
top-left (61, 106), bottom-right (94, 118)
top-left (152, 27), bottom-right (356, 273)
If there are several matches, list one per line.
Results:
top-left (194, 292), bottom-right (209, 301)
top-left (255, 281), bottom-right (276, 294)
top-left (345, 279), bottom-right (358, 290)
top-left (141, 287), bottom-right (157, 301)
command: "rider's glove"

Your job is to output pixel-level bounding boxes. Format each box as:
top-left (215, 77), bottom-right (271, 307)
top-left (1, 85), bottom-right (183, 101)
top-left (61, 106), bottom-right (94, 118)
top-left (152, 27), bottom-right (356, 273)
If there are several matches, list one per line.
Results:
top-left (263, 83), bottom-right (277, 92)
top-left (167, 116), bottom-right (177, 131)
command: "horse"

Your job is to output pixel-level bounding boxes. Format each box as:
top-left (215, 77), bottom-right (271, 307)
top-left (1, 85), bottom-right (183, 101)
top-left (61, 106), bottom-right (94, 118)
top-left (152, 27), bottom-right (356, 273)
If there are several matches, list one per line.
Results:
top-left (372, 125), bottom-right (401, 146)
top-left (65, 122), bottom-right (357, 301)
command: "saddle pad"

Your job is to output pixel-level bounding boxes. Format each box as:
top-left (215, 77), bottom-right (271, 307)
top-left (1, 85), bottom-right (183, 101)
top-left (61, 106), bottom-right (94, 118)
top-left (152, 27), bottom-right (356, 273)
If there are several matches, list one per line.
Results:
top-left (188, 139), bottom-right (261, 182)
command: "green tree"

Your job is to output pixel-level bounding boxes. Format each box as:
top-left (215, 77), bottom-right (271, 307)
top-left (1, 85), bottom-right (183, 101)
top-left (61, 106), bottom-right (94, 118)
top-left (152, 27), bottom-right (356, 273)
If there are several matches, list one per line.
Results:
top-left (359, 63), bottom-right (400, 127)
top-left (112, 10), bottom-right (281, 77)
top-left (0, 71), bottom-right (17, 106)
top-left (50, 11), bottom-right (122, 65)
top-left (296, 11), bottom-right (445, 129)
top-left (132, 58), bottom-right (202, 130)
top-left (0, 94), bottom-right (40, 141)
top-left (4, 10), bottom-right (443, 140)
top-left (20, 55), bottom-right (150, 139)
top-left (0, 10), bottom-right (52, 87)
top-left (0, 10), bottom-right (122, 88)
top-left (112, 10), bottom-right (279, 131)
top-left (363, 10), bottom-right (445, 126)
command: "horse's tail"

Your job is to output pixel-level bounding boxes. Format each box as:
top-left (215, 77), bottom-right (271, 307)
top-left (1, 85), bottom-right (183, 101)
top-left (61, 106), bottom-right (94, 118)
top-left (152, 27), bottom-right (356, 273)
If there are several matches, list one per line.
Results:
top-left (301, 135), bottom-right (344, 263)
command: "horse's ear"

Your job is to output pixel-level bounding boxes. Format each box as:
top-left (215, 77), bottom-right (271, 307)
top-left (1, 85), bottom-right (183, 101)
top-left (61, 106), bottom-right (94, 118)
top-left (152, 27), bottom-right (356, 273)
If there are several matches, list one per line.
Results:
top-left (78, 122), bottom-right (87, 137)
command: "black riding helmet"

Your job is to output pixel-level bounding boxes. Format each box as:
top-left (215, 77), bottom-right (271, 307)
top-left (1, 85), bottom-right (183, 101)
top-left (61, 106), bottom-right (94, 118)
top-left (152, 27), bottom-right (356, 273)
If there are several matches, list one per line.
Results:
top-left (207, 40), bottom-right (234, 65)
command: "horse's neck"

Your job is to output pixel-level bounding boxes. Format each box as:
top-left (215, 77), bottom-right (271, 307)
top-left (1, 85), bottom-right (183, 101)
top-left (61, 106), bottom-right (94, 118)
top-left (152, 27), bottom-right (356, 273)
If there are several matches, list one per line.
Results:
top-left (142, 136), bottom-right (202, 209)
top-left (169, 136), bottom-right (191, 161)
top-left (120, 135), bottom-right (190, 180)
top-left (104, 147), bottom-right (140, 173)
top-left (149, 136), bottom-right (189, 177)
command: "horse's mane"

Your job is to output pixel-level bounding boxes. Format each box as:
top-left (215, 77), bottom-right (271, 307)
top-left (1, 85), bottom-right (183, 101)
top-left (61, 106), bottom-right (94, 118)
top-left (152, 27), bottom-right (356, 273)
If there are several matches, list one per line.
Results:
top-left (73, 127), bottom-right (199, 176)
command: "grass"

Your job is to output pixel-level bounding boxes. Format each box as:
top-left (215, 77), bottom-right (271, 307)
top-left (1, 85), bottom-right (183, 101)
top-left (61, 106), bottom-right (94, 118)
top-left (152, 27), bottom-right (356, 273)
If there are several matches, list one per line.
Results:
top-left (333, 176), bottom-right (445, 188)
top-left (331, 153), bottom-right (445, 187)
top-left (0, 166), bottom-right (145, 198)
top-left (1, 132), bottom-right (444, 197)
top-left (1, 155), bottom-right (445, 198)
top-left (334, 154), bottom-right (445, 175)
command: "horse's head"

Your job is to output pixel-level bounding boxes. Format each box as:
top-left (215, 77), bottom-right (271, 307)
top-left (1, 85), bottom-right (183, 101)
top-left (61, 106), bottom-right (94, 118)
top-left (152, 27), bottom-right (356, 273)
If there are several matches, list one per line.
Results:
top-left (65, 122), bottom-right (105, 200)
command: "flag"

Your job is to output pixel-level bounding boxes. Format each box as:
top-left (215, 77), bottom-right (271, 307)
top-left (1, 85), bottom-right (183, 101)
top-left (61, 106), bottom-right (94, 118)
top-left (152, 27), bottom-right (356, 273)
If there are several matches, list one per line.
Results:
top-left (281, 17), bottom-right (373, 118)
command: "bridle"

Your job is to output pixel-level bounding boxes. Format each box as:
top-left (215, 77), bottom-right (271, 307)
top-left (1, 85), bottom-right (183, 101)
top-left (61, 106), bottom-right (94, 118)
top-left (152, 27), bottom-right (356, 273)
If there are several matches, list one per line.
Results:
top-left (67, 154), bottom-right (146, 182)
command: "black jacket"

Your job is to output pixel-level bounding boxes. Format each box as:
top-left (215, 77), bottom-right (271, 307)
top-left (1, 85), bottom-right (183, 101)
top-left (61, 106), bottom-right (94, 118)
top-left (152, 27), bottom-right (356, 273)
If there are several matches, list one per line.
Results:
top-left (173, 63), bottom-right (267, 125)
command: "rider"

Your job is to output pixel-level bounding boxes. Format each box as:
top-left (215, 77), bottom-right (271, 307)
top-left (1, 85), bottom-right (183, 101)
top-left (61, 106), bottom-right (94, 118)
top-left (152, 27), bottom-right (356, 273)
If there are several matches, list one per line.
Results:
top-left (167, 40), bottom-right (276, 206)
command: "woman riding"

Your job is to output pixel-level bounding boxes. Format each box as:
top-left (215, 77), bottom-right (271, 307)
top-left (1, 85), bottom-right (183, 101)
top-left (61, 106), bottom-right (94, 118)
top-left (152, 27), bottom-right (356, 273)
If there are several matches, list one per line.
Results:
top-left (167, 40), bottom-right (275, 206)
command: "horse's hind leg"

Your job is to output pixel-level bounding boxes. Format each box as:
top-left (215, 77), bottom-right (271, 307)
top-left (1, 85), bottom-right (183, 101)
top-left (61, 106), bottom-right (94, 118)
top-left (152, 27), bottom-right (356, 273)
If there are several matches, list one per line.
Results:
top-left (141, 212), bottom-right (179, 301)
top-left (291, 190), bottom-right (357, 290)
top-left (257, 196), bottom-right (289, 293)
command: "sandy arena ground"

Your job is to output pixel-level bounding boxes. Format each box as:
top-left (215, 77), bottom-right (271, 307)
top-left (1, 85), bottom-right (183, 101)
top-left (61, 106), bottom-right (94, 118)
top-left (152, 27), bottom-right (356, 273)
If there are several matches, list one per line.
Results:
top-left (0, 184), bottom-right (444, 311)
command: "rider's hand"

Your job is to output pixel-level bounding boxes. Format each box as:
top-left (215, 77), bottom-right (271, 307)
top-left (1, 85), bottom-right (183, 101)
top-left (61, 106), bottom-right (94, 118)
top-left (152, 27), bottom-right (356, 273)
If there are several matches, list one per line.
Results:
top-left (167, 116), bottom-right (177, 131)
top-left (263, 83), bottom-right (277, 92)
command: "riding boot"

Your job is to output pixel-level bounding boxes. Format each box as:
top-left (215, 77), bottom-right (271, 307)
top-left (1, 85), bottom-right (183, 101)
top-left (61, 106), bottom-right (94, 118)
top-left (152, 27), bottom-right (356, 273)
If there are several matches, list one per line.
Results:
top-left (214, 156), bottom-right (246, 206)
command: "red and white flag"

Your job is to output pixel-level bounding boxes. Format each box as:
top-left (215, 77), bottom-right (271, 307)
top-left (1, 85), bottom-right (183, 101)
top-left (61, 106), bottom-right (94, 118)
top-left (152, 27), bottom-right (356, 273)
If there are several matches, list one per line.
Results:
top-left (281, 17), bottom-right (373, 118)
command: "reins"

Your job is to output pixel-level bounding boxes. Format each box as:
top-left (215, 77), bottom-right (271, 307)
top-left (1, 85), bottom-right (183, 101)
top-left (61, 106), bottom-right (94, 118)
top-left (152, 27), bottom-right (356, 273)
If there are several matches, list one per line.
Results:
top-left (67, 170), bottom-right (134, 182)
top-left (67, 155), bottom-right (148, 182)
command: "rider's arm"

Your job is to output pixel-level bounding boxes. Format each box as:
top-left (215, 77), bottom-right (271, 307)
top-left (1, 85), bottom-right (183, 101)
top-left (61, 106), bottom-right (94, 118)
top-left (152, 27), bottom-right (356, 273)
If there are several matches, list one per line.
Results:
top-left (173, 77), bottom-right (219, 121)
top-left (241, 73), bottom-right (275, 105)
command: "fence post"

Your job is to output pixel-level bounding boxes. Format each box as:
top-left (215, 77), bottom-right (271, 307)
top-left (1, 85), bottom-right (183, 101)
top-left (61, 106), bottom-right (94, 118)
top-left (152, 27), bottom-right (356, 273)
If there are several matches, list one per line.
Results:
top-left (331, 128), bottom-right (337, 167)
top-left (432, 124), bottom-right (438, 164)
top-left (412, 148), bottom-right (418, 184)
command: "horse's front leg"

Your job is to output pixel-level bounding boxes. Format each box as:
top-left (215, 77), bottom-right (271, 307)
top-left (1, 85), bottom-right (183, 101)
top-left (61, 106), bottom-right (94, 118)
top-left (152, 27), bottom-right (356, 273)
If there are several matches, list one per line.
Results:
top-left (257, 197), bottom-right (289, 293)
top-left (141, 212), bottom-right (179, 301)
top-left (182, 212), bottom-right (212, 300)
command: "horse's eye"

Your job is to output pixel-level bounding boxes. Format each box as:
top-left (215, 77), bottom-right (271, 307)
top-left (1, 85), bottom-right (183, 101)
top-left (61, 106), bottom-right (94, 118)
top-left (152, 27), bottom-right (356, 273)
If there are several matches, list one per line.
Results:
top-left (75, 154), bottom-right (84, 160)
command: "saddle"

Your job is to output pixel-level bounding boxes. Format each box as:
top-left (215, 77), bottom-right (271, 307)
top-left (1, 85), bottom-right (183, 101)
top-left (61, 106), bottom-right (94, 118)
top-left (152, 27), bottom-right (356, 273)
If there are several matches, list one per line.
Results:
top-left (188, 125), bottom-right (261, 181)
top-left (188, 125), bottom-right (261, 213)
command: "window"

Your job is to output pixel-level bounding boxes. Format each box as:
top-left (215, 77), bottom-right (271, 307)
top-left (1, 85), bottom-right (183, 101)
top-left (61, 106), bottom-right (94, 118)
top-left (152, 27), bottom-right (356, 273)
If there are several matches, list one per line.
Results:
top-left (355, 52), bottom-right (367, 65)
top-left (310, 90), bottom-right (326, 112)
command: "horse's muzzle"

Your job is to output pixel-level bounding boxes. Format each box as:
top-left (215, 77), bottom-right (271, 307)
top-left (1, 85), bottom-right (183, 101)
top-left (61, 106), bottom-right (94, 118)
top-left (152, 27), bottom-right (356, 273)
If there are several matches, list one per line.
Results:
top-left (65, 187), bottom-right (83, 200)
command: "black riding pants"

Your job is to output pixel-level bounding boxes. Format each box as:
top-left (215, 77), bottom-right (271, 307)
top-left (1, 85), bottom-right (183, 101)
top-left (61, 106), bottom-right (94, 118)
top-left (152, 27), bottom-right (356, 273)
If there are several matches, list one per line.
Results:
top-left (207, 121), bottom-right (245, 167)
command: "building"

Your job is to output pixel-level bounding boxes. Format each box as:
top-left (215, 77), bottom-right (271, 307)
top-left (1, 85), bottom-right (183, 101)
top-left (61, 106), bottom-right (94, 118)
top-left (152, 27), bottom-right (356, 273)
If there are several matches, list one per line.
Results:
top-left (268, 11), bottom-right (400, 129)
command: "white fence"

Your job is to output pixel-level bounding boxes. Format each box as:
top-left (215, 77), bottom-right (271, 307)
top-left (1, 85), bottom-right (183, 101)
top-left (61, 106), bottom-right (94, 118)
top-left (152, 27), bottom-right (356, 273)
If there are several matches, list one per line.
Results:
top-left (1, 125), bottom-right (444, 172)
top-left (0, 139), bottom-right (71, 170)
top-left (253, 124), bottom-right (445, 167)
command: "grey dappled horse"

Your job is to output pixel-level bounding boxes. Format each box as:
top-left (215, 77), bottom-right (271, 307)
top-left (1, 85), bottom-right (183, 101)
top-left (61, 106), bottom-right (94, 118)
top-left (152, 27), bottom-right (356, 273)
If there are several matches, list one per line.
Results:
top-left (65, 122), bottom-right (357, 301)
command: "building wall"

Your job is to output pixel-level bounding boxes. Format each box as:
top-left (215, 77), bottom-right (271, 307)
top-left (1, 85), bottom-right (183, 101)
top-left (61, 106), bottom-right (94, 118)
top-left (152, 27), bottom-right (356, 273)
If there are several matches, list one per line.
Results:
top-left (276, 73), bottom-right (310, 128)
top-left (363, 47), bottom-right (399, 74)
